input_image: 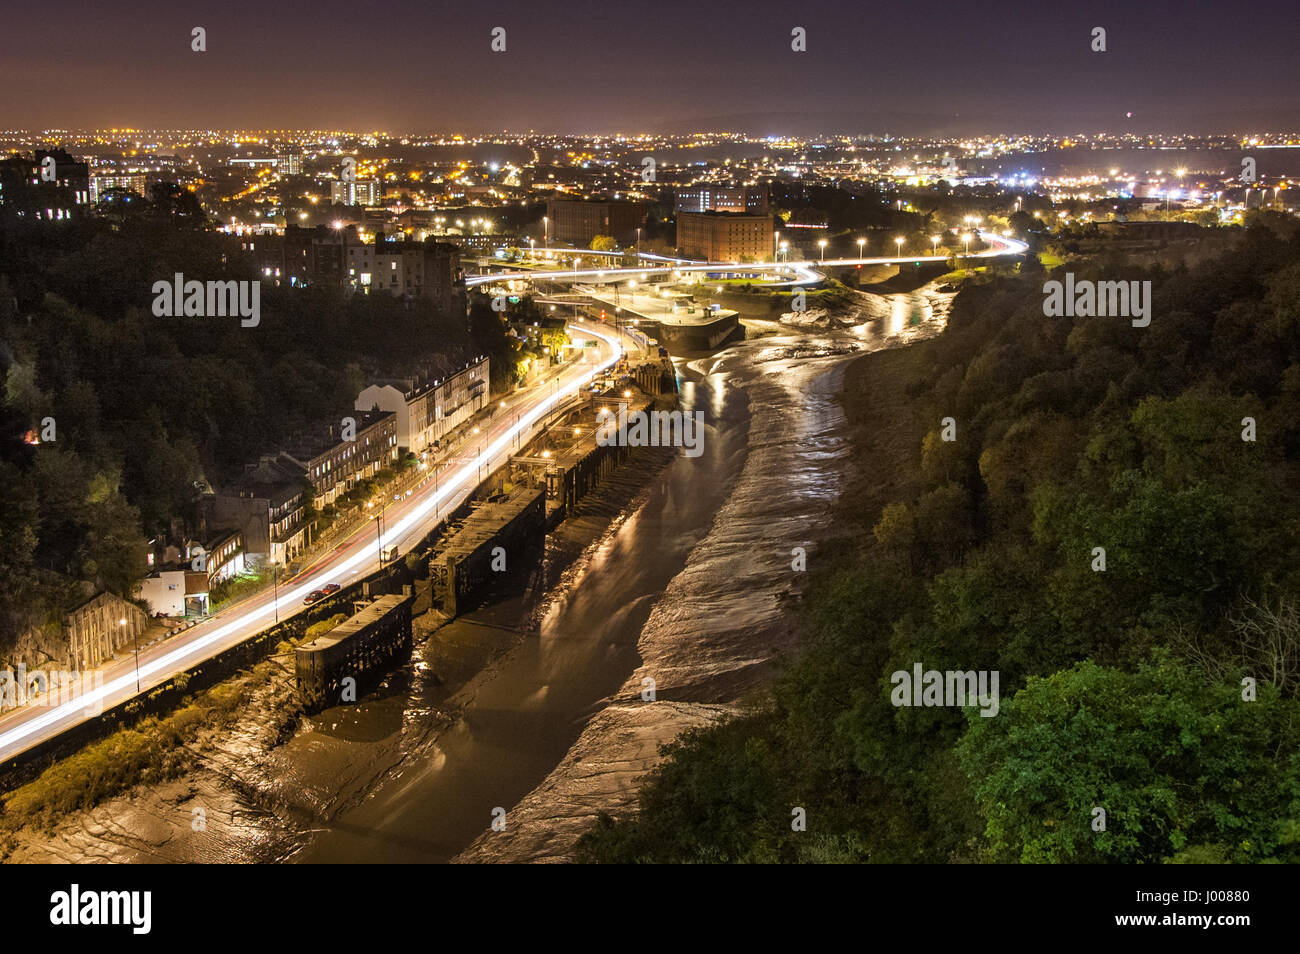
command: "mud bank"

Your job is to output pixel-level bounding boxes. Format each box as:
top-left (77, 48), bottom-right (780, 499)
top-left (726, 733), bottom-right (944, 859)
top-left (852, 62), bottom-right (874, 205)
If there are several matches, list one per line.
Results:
top-left (456, 340), bottom-right (876, 862)
top-left (1, 449), bottom-right (678, 865)
top-left (455, 288), bottom-right (953, 863)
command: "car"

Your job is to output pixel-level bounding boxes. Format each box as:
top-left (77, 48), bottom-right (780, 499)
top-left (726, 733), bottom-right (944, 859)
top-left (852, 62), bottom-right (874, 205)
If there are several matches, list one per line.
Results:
top-left (320, 583), bottom-right (341, 596)
top-left (302, 589), bottom-right (326, 605)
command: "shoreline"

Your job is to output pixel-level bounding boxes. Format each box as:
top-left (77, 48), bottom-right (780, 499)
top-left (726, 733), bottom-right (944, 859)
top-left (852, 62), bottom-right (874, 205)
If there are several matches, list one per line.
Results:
top-left (1, 295), bottom-right (951, 865)
top-left (456, 342), bottom-right (869, 863)
top-left (0, 439), bottom-right (680, 864)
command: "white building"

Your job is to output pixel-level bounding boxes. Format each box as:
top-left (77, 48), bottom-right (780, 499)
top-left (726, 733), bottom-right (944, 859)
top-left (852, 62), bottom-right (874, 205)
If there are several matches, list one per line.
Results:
top-left (331, 179), bottom-right (379, 206)
top-left (355, 356), bottom-right (490, 454)
top-left (90, 173), bottom-right (147, 203)
top-left (136, 568), bottom-right (209, 617)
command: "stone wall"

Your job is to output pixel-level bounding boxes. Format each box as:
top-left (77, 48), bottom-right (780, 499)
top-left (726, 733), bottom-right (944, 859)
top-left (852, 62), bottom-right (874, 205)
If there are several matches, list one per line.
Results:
top-left (64, 592), bottom-right (149, 672)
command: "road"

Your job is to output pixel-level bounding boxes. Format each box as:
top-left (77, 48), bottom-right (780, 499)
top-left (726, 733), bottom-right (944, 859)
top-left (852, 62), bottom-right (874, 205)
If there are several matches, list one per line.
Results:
top-left (0, 321), bottom-right (630, 765)
top-left (0, 232), bottom-right (1026, 765)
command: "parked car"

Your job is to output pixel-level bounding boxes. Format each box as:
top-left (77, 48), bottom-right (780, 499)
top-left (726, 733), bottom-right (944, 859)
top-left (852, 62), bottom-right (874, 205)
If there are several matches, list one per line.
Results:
top-left (302, 589), bottom-right (326, 605)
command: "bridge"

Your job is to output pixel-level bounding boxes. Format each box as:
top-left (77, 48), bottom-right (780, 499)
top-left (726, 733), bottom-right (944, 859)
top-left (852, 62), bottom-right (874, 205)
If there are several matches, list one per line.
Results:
top-left (467, 230), bottom-right (1030, 290)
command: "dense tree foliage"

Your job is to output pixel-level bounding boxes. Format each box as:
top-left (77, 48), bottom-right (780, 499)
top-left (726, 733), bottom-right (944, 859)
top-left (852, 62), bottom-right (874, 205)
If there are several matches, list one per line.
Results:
top-left (577, 223), bottom-right (1300, 864)
top-left (0, 211), bottom-right (498, 647)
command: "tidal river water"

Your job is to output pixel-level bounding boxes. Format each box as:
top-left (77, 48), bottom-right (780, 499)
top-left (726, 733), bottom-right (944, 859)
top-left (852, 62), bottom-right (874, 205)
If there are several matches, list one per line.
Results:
top-left (120, 285), bottom-right (934, 865)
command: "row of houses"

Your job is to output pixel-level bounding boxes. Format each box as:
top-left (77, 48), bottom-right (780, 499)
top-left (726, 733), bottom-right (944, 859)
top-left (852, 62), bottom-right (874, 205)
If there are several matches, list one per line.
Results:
top-left (354, 355), bottom-right (490, 457)
top-left (130, 355), bottom-right (491, 618)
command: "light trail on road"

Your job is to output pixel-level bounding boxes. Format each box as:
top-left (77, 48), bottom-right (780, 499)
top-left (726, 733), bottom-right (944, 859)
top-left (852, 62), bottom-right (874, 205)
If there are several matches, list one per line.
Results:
top-left (0, 323), bottom-right (626, 764)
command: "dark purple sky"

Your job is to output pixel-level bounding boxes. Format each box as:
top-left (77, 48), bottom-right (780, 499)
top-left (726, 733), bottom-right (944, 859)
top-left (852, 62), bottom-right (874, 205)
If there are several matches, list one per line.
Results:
top-left (2, 0), bottom-right (1297, 135)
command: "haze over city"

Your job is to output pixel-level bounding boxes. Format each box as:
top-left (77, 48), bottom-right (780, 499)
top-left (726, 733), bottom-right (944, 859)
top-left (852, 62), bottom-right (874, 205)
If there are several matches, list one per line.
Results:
top-left (3, 0), bottom-right (1299, 134)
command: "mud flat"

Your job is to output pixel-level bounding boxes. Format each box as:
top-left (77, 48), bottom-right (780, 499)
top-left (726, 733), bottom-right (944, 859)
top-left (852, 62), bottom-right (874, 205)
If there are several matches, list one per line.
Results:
top-left (456, 335), bottom-right (871, 863)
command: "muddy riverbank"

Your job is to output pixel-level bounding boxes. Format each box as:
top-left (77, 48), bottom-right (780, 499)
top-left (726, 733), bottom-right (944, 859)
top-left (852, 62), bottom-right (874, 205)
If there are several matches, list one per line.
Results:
top-left (2, 285), bottom-right (954, 864)
top-left (456, 290), bottom-right (952, 863)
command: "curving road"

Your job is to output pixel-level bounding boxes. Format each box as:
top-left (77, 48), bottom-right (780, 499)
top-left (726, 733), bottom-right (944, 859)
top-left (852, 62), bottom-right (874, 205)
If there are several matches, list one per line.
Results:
top-left (0, 233), bottom-right (1030, 766)
top-left (0, 322), bottom-right (630, 765)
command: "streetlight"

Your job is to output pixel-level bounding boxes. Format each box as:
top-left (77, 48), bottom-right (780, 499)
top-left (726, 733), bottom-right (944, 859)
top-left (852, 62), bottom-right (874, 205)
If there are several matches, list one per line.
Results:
top-left (122, 618), bottom-right (140, 694)
top-left (857, 237), bottom-right (866, 258)
top-left (267, 501), bottom-right (279, 623)
top-left (894, 237), bottom-right (904, 256)
top-left (368, 499), bottom-right (385, 563)
top-left (818, 238), bottom-right (828, 262)
top-left (931, 235), bottom-right (940, 255)
top-left (962, 232), bottom-right (972, 272)
top-left (542, 215), bottom-right (548, 248)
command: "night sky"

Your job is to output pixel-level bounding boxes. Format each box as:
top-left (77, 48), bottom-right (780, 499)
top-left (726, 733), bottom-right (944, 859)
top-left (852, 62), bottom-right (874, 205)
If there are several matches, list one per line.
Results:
top-left (3, 0), bottom-right (1298, 134)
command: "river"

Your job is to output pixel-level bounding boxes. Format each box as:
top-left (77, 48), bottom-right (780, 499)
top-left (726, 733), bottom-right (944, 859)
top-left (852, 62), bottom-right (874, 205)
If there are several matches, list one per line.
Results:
top-left (274, 285), bottom-right (949, 863)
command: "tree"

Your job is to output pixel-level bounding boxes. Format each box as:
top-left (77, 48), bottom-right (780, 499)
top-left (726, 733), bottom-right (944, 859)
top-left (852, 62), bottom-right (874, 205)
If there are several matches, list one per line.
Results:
top-left (957, 656), bottom-right (1300, 863)
top-left (589, 235), bottom-right (617, 252)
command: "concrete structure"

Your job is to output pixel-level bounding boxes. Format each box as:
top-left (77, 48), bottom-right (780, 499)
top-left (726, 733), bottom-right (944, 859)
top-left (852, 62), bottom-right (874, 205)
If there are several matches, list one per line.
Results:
top-left (584, 287), bottom-right (739, 351)
top-left (64, 592), bottom-right (149, 672)
top-left (675, 184), bottom-right (768, 214)
top-left (354, 355), bottom-right (490, 454)
top-left (347, 235), bottom-right (467, 315)
top-left (546, 198), bottom-right (647, 247)
top-left (295, 593), bottom-right (413, 711)
top-left (276, 147), bottom-right (303, 176)
top-left (428, 488), bottom-right (545, 616)
top-left (90, 173), bottom-right (147, 203)
top-left (331, 179), bottom-right (379, 206)
top-left (676, 211), bottom-right (775, 263)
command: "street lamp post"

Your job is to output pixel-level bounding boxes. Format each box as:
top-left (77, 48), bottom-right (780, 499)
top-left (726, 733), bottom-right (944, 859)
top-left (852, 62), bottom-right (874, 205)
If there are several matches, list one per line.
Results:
top-left (894, 237), bottom-right (904, 257)
top-left (818, 239), bottom-right (828, 262)
top-left (122, 617), bottom-right (140, 694)
top-left (369, 499), bottom-right (385, 563)
top-left (268, 501), bottom-right (279, 623)
top-left (857, 236), bottom-right (866, 258)
top-left (931, 235), bottom-right (941, 255)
